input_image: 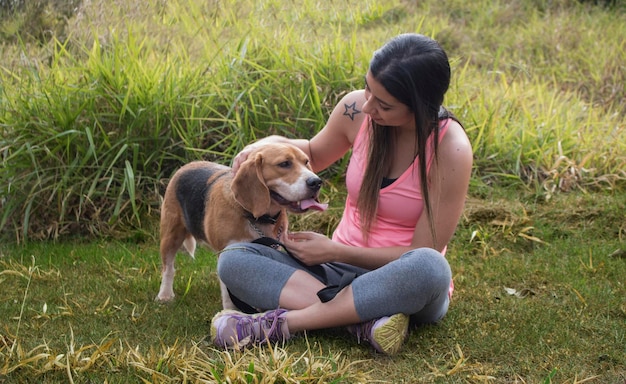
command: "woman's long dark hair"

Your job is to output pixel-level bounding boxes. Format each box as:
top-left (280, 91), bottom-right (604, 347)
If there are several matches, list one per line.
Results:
top-left (357, 33), bottom-right (453, 247)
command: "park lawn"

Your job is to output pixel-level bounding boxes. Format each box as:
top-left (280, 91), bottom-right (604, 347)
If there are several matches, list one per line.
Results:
top-left (1, 189), bottom-right (624, 383)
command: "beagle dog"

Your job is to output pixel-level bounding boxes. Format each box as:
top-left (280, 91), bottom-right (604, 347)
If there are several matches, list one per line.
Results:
top-left (155, 142), bottom-right (327, 309)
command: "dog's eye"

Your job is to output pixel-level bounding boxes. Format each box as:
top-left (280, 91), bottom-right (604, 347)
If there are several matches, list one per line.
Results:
top-left (278, 161), bottom-right (292, 168)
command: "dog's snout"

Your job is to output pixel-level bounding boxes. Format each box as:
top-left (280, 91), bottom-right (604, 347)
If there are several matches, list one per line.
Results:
top-left (307, 177), bottom-right (322, 191)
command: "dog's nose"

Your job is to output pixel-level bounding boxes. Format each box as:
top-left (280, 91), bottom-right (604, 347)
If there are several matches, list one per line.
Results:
top-left (306, 177), bottom-right (322, 191)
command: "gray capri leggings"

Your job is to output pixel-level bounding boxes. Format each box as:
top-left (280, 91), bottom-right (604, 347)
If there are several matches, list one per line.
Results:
top-left (217, 242), bottom-right (452, 325)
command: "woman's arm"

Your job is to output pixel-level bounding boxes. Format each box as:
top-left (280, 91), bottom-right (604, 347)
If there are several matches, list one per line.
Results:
top-left (412, 119), bottom-right (473, 252)
top-left (284, 120), bottom-right (473, 270)
top-left (232, 90), bottom-right (366, 173)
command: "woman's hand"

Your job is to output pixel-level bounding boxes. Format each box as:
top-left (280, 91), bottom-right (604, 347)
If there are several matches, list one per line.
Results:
top-left (231, 136), bottom-right (291, 173)
top-left (230, 142), bottom-right (263, 173)
top-left (281, 231), bottom-right (339, 266)
top-left (284, 230), bottom-right (415, 270)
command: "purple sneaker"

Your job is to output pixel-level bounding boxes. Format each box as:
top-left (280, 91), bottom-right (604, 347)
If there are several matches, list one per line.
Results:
top-left (210, 308), bottom-right (291, 349)
top-left (347, 313), bottom-right (409, 355)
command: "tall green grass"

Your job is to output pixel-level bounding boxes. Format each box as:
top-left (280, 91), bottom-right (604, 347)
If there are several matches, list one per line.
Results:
top-left (0, 1), bottom-right (370, 240)
top-left (1, 0), bottom-right (625, 241)
top-left (439, 0), bottom-right (626, 192)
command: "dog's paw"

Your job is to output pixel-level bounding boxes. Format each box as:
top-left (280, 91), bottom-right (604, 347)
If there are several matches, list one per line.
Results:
top-left (155, 293), bottom-right (175, 303)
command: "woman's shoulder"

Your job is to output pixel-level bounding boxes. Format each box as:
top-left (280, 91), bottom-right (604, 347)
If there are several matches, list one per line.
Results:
top-left (438, 118), bottom-right (473, 167)
top-left (329, 90), bottom-right (366, 115)
top-left (334, 90), bottom-right (367, 118)
top-left (326, 89), bottom-right (368, 143)
top-left (341, 89), bottom-right (366, 103)
top-left (441, 119), bottom-right (471, 146)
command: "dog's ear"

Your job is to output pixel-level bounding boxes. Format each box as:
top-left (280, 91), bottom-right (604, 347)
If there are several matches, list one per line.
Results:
top-left (232, 152), bottom-right (271, 218)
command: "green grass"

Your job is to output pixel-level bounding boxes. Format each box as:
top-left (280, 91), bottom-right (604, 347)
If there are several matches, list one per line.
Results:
top-left (1, 0), bottom-right (626, 382)
top-left (1, 190), bottom-right (625, 382)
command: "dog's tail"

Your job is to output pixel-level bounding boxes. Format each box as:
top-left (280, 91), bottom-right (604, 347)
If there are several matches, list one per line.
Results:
top-left (182, 235), bottom-right (197, 258)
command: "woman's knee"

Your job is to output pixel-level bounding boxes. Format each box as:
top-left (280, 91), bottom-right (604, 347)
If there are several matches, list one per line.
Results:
top-left (402, 247), bottom-right (450, 267)
top-left (216, 242), bottom-right (261, 281)
top-left (401, 248), bottom-right (451, 289)
top-left (216, 242), bottom-right (299, 286)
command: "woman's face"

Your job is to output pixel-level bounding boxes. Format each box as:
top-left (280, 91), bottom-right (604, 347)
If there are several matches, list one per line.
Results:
top-left (362, 71), bottom-right (414, 129)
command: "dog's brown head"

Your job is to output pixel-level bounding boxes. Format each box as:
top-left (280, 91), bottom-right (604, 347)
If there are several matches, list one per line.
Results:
top-left (232, 143), bottom-right (327, 218)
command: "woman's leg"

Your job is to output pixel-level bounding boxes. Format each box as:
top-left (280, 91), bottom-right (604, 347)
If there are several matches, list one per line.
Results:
top-left (212, 246), bottom-right (451, 353)
top-left (218, 245), bottom-right (451, 327)
top-left (217, 242), bottom-right (326, 310)
top-left (286, 247), bottom-right (452, 331)
top-left (353, 247), bottom-right (452, 324)
top-left (286, 284), bottom-right (360, 332)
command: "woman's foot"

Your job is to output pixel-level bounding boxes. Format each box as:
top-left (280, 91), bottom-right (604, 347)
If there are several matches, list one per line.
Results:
top-left (211, 308), bottom-right (291, 349)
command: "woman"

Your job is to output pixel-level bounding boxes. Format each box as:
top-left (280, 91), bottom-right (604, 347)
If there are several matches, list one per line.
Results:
top-left (211, 33), bottom-right (473, 354)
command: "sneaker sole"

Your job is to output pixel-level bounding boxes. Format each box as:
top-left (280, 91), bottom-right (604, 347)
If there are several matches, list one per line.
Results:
top-left (372, 313), bottom-right (409, 355)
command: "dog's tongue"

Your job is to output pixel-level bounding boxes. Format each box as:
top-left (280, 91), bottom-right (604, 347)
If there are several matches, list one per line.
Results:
top-left (300, 198), bottom-right (328, 212)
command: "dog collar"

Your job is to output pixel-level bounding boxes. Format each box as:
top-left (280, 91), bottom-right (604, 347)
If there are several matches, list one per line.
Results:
top-left (245, 211), bottom-right (284, 243)
top-left (244, 211), bottom-right (281, 225)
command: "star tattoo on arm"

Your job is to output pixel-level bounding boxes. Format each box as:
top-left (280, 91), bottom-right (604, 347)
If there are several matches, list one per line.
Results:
top-left (343, 102), bottom-right (361, 121)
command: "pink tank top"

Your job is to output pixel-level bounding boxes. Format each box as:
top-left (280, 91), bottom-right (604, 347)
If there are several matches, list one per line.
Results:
top-left (332, 117), bottom-right (455, 298)
top-left (332, 117), bottom-right (451, 248)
